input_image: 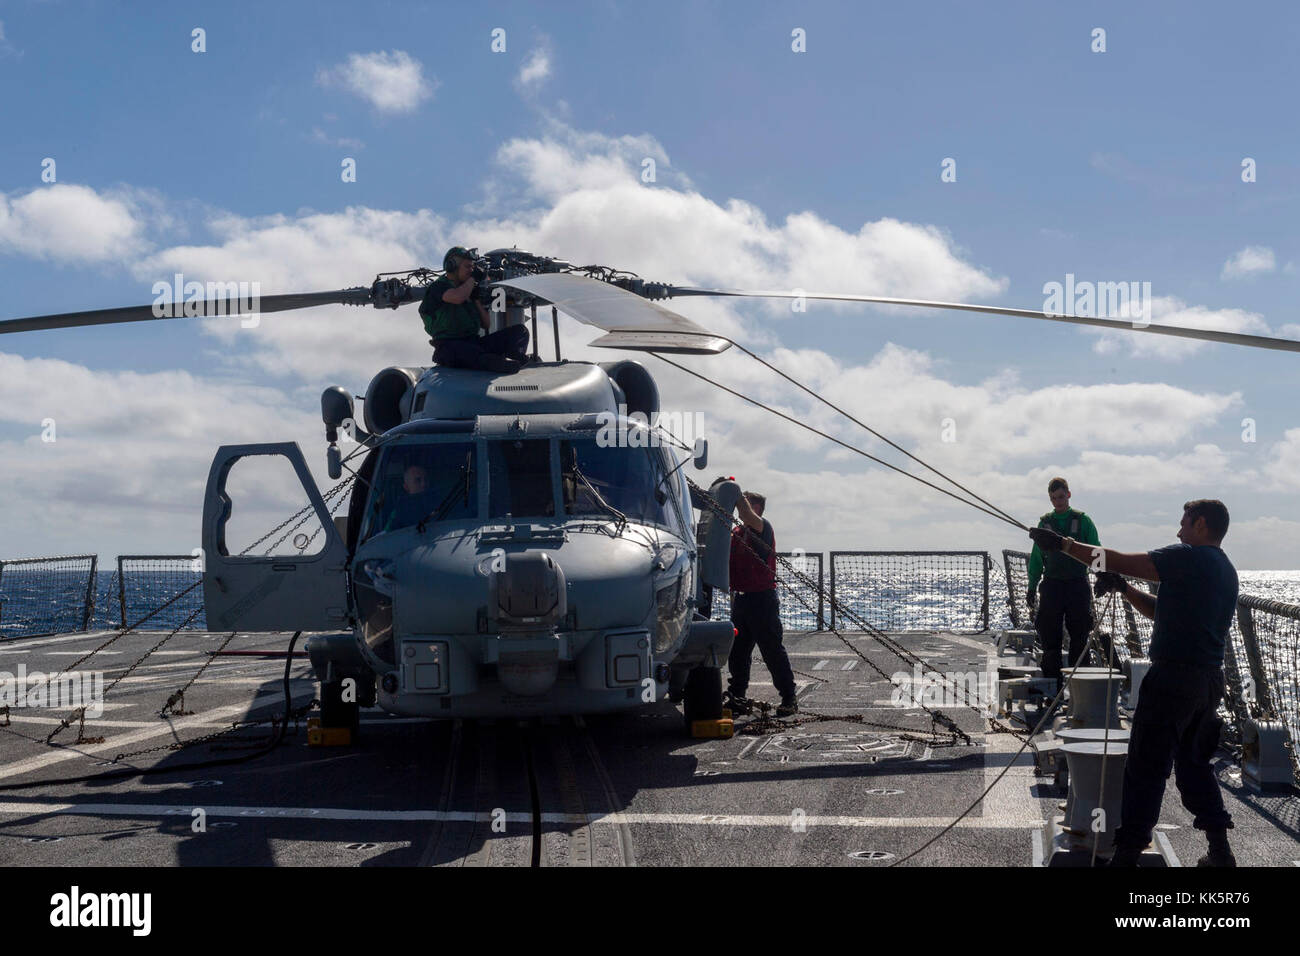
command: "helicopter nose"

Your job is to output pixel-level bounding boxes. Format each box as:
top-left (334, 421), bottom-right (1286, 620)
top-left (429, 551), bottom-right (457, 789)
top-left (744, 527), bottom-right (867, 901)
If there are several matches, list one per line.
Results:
top-left (488, 552), bottom-right (568, 629)
top-left (487, 552), bottom-right (568, 697)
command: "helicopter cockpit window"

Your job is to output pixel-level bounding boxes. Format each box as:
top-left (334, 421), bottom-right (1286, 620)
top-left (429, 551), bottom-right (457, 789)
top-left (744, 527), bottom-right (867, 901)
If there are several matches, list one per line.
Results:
top-left (560, 439), bottom-right (676, 529)
top-left (488, 439), bottom-right (556, 518)
top-left (360, 442), bottom-right (477, 540)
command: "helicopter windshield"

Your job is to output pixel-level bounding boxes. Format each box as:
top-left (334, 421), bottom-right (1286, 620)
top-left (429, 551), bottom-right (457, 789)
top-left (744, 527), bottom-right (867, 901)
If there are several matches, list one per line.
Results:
top-left (360, 441), bottom-right (477, 540)
top-left (560, 439), bottom-right (676, 528)
top-left (487, 438), bottom-right (556, 518)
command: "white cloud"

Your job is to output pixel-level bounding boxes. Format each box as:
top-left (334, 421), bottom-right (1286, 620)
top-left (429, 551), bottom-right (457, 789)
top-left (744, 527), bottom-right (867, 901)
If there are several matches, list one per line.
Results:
top-left (310, 127), bottom-right (365, 150)
top-left (1261, 428), bottom-right (1300, 491)
top-left (516, 47), bottom-right (552, 92)
top-left (1221, 245), bottom-right (1276, 280)
top-left (89, 123), bottom-right (1006, 384)
top-left (0, 184), bottom-right (149, 264)
top-left (0, 351), bottom-right (330, 559)
top-left (4, 119), bottom-right (1293, 565)
top-left (316, 51), bottom-right (435, 114)
top-left (1087, 295), bottom-right (1273, 360)
top-left (474, 126), bottom-right (1006, 305)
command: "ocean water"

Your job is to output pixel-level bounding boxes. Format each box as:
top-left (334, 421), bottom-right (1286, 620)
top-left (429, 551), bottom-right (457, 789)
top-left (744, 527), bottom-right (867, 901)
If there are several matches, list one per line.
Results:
top-left (0, 569), bottom-right (205, 639)
top-left (2, 564), bottom-right (1300, 639)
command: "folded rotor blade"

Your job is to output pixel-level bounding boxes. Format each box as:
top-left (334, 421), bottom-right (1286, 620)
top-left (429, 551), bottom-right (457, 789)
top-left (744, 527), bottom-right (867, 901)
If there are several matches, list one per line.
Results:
top-left (492, 273), bottom-right (732, 355)
top-left (670, 288), bottom-right (1300, 355)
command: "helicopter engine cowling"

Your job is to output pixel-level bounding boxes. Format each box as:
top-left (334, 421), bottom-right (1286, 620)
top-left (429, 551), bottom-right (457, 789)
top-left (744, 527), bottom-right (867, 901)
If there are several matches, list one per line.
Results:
top-left (363, 366), bottom-right (425, 435)
top-left (600, 360), bottom-right (659, 419)
top-left (488, 552), bottom-right (568, 696)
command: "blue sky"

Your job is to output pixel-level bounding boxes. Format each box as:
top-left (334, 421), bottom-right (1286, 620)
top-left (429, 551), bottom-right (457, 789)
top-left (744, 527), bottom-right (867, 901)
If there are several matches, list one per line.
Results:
top-left (3, 0), bottom-right (1300, 567)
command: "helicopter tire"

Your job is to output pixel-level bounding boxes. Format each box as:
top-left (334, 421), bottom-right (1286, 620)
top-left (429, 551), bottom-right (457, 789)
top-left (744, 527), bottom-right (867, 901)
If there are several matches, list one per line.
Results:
top-left (682, 665), bottom-right (723, 733)
top-left (320, 679), bottom-right (361, 734)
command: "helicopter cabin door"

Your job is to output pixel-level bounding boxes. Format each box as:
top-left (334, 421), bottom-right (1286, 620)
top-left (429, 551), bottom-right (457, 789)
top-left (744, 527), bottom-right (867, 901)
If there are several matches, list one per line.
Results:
top-left (201, 442), bottom-right (350, 632)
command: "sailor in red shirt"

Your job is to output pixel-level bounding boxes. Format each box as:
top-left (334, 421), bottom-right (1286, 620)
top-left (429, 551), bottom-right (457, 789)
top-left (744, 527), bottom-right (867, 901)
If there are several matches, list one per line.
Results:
top-left (726, 491), bottom-right (797, 716)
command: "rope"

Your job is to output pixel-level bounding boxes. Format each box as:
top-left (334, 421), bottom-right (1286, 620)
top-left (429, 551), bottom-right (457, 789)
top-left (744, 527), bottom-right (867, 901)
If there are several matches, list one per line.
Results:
top-left (654, 353), bottom-right (1027, 530)
top-left (888, 630), bottom-right (1096, 866)
top-left (727, 340), bottom-right (1026, 528)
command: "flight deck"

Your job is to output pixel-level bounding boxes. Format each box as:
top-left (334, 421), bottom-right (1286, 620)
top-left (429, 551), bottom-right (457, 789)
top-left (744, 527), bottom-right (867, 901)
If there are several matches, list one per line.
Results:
top-left (2, 626), bottom-right (1296, 867)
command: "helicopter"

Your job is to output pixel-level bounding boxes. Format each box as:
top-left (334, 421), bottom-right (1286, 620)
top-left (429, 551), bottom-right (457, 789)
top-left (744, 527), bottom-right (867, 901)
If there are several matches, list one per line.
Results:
top-left (5, 246), bottom-right (1300, 737)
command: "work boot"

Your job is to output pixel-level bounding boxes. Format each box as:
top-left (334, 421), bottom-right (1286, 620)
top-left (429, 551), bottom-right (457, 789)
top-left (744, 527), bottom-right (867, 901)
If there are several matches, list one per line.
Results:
top-left (1197, 830), bottom-right (1237, 867)
top-left (723, 691), bottom-right (752, 716)
top-left (478, 354), bottom-right (522, 374)
top-left (1107, 844), bottom-right (1144, 867)
top-left (776, 698), bottom-right (799, 718)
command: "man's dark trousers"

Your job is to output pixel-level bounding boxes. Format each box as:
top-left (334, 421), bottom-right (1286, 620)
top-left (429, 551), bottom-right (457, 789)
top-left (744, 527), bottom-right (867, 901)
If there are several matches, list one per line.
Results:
top-left (728, 589), bottom-right (796, 701)
top-left (1114, 662), bottom-right (1232, 851)
top-left (1036, 576), bottom-right (1093, 683)
top-left (433, 325), bottom-right (529, 370)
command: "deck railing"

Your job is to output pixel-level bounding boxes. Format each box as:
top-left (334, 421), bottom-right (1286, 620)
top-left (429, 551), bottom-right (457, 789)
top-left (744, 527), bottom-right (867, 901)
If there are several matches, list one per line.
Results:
top-left (830, 551), bottom-right (991, 633)
top-left (0, 554), bottom-right (97, 640)
top-left (115, 555), bottom-right (207, 632)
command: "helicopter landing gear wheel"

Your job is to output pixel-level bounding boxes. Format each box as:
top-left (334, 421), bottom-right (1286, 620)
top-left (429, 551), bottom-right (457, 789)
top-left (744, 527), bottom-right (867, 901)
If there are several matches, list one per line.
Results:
top-left (320, 679), bottom-right (361, 735)
top-left (682, 665), bottom-right (723, 734)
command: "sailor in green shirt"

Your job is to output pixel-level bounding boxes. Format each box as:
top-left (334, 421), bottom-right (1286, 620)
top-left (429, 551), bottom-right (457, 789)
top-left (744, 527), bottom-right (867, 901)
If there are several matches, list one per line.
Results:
top-left (418, 246), bottom-right (529, 373)
top-left (1026, 476), bottom-right (1100, 687)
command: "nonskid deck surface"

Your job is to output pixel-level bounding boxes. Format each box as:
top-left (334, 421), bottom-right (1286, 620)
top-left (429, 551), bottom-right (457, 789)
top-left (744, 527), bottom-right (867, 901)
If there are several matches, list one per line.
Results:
top-left (0, 629), bottom-right (1296, 866)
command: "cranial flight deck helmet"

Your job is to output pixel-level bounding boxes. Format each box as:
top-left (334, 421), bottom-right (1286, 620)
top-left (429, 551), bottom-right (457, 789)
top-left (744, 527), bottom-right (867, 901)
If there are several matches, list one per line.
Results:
top-left (443, 246), bottom-right (476, 272)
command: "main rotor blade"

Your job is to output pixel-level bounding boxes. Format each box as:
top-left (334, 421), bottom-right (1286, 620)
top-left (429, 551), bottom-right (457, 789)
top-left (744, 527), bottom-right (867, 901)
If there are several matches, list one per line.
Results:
top-left (670, 288), bottom-right (1300, 355)
top-left (0, 288), bottom-right (373, 335)
top-left (492, 273), bottom-right (732, 354)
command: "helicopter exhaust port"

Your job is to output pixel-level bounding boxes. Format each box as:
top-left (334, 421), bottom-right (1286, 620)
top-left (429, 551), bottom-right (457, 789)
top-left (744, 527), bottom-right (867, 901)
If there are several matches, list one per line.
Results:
top-left (487, 552), bottom-right (568, 696)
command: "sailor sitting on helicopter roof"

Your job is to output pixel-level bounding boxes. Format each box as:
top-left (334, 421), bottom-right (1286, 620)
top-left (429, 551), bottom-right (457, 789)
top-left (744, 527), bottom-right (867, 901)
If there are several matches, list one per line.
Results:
top-left (420, 246), bottom-right (530, 374)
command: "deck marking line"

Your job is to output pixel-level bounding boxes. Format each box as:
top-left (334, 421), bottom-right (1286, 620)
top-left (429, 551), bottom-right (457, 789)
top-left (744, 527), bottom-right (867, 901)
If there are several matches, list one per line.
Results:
top-left (0, 801), bottom-right (1044, 828)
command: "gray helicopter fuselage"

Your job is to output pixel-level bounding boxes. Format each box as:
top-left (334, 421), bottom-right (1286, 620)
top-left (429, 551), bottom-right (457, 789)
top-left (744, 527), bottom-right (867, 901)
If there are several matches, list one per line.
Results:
top-left (202, 358), bottom-right (737, 720)
top-left (332, 360), bottom-right (725, 718)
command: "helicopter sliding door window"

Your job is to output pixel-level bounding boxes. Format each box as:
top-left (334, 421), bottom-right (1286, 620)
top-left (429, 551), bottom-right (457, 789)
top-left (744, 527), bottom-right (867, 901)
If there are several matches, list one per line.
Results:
top-left (201, 442), bottom-right (349, 632)
top-left (488, 439), bottom-right (557, 519)
top-left (358, 441), bottom-right (478, 541)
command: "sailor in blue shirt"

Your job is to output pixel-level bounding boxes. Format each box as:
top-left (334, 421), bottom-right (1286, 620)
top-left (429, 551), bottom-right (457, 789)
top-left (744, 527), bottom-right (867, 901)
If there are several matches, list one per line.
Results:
top-left (1029, 499), bottom-right (1238, 867)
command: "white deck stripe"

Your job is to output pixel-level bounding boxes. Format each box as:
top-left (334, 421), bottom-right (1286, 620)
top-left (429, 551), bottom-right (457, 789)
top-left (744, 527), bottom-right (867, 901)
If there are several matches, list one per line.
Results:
top-left (0, 632), bottom-right (125, 653)
top-left (0, 801), bottom-right (1041, 828)
top-left (1154, 830), bottom-right (1182, 867)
